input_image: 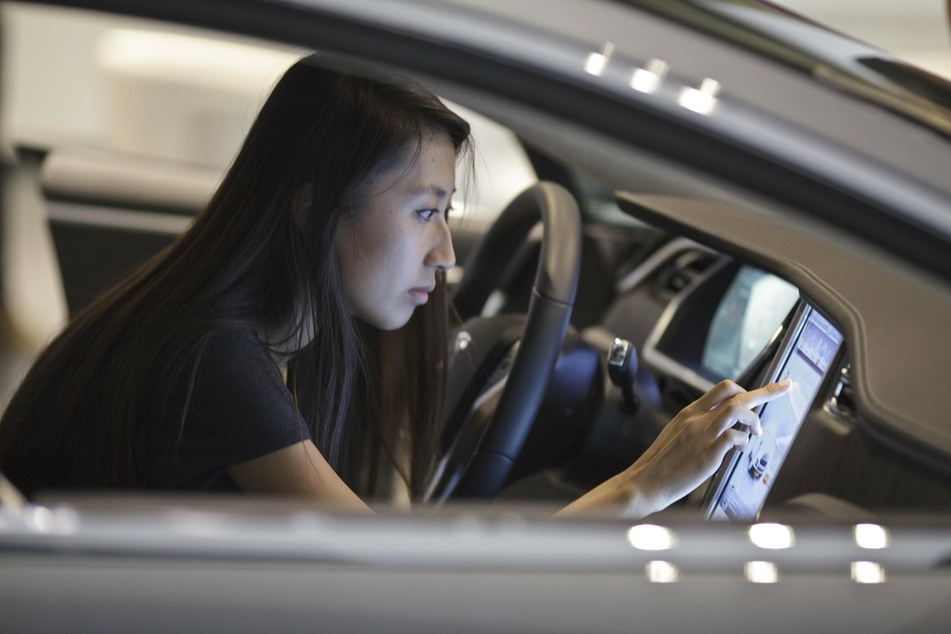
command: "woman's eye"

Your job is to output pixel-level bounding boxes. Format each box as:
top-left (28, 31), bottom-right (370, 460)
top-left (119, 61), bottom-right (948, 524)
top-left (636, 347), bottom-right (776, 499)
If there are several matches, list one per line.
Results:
top-left (416, 209), bottom-right (437, 221)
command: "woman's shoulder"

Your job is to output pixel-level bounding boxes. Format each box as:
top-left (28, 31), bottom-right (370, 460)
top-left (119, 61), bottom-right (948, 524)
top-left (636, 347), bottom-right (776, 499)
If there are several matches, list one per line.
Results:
top-left (200, 326), bottom-right (268, 356)
top-left (161, 325), bottom-right (266, 364)
top-left (149, 325), bottom-right (306, 489)
top-left (189, 327), bottom-right (279, 382)
top-left (153, 325), bottom-right (281, 405)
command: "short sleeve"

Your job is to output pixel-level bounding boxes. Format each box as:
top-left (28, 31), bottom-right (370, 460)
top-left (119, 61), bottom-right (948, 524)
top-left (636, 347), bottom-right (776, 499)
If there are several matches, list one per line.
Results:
top-left (148, 330), bottom-right (311, 488)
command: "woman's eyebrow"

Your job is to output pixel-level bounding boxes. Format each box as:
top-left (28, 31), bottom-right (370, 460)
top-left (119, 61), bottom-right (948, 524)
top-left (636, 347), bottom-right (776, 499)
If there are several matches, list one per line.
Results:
top-left (409, 185), bottom-right (455, 199)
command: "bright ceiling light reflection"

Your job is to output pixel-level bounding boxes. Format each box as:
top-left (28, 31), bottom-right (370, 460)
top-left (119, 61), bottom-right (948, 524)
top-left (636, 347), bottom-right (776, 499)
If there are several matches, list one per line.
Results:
top-left (585, 53), bottom-right (607, 76)
top-left (630, 58), bottom-right (669, 94)
top-left (585, 42), bottom-right (615, 76)
top-left (749, 523), bottom-right (794, 549)
top-left (627, 524), bottom-right (677, 550)
top-left (25, 506), bottom-right (53, 534)
top-left (646, 560), bottom-right (679, 583)
top-left (98, 29), bottom-right (298, 93)
top-left (852, 561), bottom-right (886, 584)
top-left (745, 561), bottom-right (779, 584)
top-left (22, 506), bottom-right (79, 535)
top-left (855, 523), bottom-right (889, 549)
top-left (678, 78), bottom-right (721, 115)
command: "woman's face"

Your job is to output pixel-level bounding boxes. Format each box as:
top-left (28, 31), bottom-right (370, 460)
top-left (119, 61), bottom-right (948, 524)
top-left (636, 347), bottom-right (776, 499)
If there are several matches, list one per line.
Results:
top-left (337, 132), bottom-right (457, 330)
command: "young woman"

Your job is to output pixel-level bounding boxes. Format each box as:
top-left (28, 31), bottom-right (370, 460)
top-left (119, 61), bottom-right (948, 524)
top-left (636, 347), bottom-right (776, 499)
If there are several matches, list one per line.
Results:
top-left (0, 55), bottom-right (788, 518)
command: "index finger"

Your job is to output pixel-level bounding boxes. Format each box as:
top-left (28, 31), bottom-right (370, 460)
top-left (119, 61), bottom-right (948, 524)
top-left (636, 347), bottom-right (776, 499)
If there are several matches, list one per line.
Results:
top-left (733, 378), bottom-right (792, 409)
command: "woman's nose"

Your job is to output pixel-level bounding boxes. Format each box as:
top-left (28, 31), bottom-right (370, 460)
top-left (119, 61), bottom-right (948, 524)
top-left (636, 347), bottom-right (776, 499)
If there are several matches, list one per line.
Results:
top-left (427, 221), bottom-right (455, 270)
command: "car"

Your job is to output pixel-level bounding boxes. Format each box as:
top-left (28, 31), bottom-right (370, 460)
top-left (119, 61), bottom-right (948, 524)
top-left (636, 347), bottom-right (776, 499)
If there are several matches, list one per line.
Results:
top-left (749, 452), bottom-right (768, 480)
top-left (2, 0), bottom-right (951, 631)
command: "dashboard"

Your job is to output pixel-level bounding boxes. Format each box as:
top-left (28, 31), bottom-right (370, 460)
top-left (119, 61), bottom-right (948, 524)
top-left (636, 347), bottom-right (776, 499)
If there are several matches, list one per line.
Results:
top-left (542, 192), bottom-right (951, 520)
top-left (567, 238), bottom-right (855, 518)
top-left (632, 255), bottom-right (848, 520)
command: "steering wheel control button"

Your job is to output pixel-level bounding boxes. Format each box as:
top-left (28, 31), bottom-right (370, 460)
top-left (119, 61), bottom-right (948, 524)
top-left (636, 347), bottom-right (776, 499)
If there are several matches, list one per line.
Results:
top-left (454, 330), bottom-right (472, 353)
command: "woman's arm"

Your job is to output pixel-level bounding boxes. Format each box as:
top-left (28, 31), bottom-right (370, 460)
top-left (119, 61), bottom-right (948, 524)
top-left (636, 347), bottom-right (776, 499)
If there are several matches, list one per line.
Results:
top-left (228, 440), bottom-right (372, 512)
top-left (228, 379), bottom-right (788, 518)
top-left (555, 379), bottom-right (791, 519)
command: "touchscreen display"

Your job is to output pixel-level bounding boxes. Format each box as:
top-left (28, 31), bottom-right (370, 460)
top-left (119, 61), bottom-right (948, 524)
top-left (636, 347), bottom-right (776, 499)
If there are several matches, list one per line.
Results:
top-left (709, 307), bottom-right (843, 521)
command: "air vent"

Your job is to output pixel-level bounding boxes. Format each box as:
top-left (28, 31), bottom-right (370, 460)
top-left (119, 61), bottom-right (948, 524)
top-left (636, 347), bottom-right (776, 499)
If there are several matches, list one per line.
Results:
top-left (824, 363), bottom-right (858, 429)
top-left (654, 250), bottom-right (716, 296)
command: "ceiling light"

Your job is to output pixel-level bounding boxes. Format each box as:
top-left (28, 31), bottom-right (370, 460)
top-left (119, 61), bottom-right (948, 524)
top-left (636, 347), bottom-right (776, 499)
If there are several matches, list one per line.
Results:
top-left (585, 42), bottom-right (615, 76)
top-left (627, 524), bottom-right (677, 550)
top-left (646, 560), bottom-right (679, 583)
top-left (749, 523), bottom-right (794, 549)
top-left (854, 523), bottom-right (889, 549)
top-left (852, 561), bottom-right (886, 584)
top-left (678, 78), bottom-right (720, 115)
top-left (745, 560), bottom-right (779, 584)
top-left (631, 58), bottom-right (668, 94)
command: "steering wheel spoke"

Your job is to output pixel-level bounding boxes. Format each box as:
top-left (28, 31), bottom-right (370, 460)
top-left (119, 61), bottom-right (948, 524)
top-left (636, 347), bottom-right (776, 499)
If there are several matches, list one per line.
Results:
top-left (425, 182), bottom-right (582, 502)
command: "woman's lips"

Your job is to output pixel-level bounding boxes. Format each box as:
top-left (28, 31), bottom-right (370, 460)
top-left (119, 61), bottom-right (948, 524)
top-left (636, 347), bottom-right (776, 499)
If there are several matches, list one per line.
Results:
top-left (409, 288), bottom-right (431, 304)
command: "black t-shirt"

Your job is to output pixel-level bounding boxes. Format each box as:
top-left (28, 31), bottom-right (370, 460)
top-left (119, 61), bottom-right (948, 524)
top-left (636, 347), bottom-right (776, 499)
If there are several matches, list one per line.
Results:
top-left (144, 329), bottom-right (311, 490)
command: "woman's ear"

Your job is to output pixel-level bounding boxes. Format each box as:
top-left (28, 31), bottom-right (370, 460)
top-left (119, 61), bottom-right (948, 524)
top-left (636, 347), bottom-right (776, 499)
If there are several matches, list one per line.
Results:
top-left (291, 183), bottom-right (313, 233)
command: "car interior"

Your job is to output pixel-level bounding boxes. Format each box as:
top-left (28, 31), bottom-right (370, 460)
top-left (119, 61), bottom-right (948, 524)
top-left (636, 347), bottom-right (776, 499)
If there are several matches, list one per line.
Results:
top-left (3, 2), bottom-right (951, 522)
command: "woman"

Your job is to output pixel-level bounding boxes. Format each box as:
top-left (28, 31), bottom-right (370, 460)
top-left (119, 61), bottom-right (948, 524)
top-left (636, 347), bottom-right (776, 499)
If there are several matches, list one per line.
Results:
top-left (0, 55), bottom-right (787, 518)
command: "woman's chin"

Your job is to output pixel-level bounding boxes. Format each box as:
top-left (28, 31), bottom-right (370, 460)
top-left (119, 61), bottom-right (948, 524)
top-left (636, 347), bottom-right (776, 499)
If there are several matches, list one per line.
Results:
top-left (364, 309), bottom-right (414, 331)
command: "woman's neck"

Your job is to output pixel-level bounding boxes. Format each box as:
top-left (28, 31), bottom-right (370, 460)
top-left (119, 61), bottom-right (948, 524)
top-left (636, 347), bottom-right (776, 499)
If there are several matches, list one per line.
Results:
top-left (257, 316), bottom-right (313, 372)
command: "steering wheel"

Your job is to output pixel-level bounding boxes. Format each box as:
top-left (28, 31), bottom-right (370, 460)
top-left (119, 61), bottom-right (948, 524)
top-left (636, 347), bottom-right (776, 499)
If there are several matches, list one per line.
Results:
top-left (424, 181), bottom-right (582, 502)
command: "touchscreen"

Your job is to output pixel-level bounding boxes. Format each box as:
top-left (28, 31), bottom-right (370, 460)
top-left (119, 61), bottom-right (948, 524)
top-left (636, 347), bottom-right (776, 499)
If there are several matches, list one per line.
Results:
top-left (709, 307), bottom-right (843, 521)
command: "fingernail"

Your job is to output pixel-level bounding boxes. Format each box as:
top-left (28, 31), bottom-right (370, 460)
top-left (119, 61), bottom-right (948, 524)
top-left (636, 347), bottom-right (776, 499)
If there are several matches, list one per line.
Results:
top-left (779, 378), bottom-right (792, 389)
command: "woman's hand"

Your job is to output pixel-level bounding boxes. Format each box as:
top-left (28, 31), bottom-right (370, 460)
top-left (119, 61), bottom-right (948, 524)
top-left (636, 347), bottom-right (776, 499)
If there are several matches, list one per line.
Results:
top-left (557, 379), bottom-right (791, 519)
top-left (624, 378), bottom-right (791, 516)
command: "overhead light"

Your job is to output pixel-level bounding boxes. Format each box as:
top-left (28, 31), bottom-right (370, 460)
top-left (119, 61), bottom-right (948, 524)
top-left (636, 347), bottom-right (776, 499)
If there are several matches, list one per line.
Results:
top-left (631, 58), bottom-right (669, 94)
top-left (627, 524), bottom-right (677, 550)
top-left (678, 78), bottom-right (721, 115)
top-left (745, 560), bottom-right (779, 584)
top-left (585, 42), bottom-right (615, 77)
top-left (646, 560), bottom-right (679, 583)
top-left (749, 522), bottom-right (794, 549)
top-left (851, 561), bottom-right (886, 584)
top-left (854, 523), bottom-right (889, 549)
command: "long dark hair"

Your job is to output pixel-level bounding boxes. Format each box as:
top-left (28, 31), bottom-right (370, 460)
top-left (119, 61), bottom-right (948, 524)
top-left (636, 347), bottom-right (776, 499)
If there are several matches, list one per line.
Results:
top-left (0, 55), bottom-right (471, 499)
